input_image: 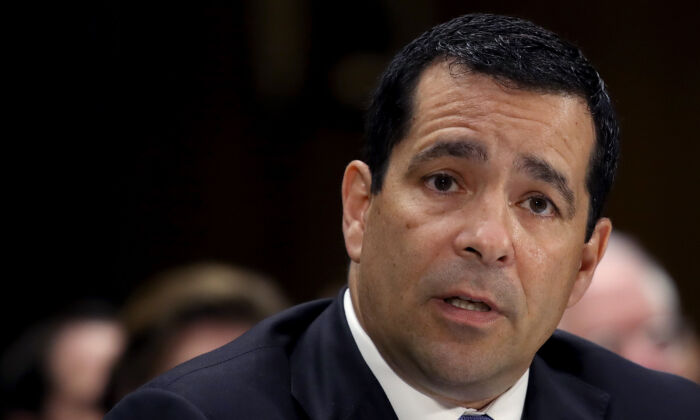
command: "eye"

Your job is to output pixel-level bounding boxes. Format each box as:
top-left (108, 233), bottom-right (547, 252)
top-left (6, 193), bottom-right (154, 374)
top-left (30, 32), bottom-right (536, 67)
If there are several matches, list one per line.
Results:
top-left (518, 195), bottom-right (558, 217)
top-left (424, 173), bottom-right (459, 193)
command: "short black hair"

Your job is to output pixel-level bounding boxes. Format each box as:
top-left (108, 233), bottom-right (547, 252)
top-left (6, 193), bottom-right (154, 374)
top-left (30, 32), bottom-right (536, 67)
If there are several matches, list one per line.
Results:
top-left (364, 13), bottom-right (619, 240)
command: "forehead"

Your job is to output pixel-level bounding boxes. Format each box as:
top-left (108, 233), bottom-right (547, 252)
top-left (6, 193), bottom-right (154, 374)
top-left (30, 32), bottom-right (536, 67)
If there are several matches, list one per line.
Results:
top-left (409, 61), bottom-right (593, 142)
top-left (395, 61), bottom-right (595, 188)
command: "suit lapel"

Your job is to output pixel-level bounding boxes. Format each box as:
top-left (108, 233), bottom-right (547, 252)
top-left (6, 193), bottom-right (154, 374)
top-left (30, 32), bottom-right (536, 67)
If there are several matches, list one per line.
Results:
top-left (523, 354), bottom-right (610, 420)
top-left (289, 288), bottom-right (397, 420)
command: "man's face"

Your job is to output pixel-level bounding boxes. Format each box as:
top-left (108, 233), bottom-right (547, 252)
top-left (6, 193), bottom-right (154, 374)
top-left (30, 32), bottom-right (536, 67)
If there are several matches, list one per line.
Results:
top-left (342, 61), bottom-right (610, 406)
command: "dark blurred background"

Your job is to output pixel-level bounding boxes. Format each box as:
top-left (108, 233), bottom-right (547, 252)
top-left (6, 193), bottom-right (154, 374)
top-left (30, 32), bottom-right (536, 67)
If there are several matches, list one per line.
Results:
top-left (6, 0), bottom-right (699, 351)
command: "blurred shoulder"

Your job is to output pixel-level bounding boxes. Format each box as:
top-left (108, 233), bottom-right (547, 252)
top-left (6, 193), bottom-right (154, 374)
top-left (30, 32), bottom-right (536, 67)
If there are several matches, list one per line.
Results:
top-left (539, 330), bottom-right (700, 415)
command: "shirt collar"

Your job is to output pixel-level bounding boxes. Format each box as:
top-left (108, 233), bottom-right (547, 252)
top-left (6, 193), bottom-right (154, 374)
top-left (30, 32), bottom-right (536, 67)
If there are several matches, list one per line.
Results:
top-left (344, 289), bottom-right (528, 420)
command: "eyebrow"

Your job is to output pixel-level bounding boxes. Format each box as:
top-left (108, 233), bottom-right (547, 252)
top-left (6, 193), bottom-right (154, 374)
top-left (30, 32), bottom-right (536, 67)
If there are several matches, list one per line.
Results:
top-left (515, 155), bottom-right (576, 217)
top-left (408, 140), bottom-right (488, 173)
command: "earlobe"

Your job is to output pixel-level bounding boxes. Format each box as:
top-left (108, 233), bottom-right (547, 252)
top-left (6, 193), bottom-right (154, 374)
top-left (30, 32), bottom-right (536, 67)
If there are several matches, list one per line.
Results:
top-left (567, 218), bottom-right (612, 308)
top-left (341, 160), bottom-right (373, 263)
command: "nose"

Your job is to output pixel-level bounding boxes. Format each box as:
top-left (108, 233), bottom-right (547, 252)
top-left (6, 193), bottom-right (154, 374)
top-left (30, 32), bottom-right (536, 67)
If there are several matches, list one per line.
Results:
top-left (453, 198), bottom-right (515, 266)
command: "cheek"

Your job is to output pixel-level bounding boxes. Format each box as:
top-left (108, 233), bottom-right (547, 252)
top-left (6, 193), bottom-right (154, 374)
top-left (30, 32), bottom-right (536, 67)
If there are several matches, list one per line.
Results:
top-left (382, 195), bottom-right (443, 251)
top-left (362, 205), bottom-right (415, 283)
top-left (362, 202), bottom-right (450, 300)
top-left (517, 237), bottom-right (580, 312)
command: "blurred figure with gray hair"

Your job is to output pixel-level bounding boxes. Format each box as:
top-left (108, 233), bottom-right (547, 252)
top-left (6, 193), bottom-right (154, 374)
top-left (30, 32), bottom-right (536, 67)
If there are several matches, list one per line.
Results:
top-left (559, 232), bottom-right (700, 382)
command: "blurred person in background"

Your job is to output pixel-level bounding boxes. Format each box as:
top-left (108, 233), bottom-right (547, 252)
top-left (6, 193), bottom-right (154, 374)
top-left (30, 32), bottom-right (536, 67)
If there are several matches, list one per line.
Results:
top-left (559, 231), bottom-right (700, 382)
top-left (0, 301), bottom-right (124, 420)
top-left (102, 262), bottom-right (289, 409)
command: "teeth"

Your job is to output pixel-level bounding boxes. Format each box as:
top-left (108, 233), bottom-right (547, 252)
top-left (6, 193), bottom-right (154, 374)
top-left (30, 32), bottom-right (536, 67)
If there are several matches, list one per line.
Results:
top-left (445, 297), bottom-right (491, 312)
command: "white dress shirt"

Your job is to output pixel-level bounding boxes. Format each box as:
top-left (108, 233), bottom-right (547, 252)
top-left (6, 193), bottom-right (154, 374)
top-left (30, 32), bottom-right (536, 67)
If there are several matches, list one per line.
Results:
top-left (344, 289), bottom-right (528, 420)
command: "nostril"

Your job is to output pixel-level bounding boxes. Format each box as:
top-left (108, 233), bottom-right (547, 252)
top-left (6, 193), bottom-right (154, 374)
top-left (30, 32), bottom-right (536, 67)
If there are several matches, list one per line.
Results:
top-left (465, 247), bottom-right (482, 258)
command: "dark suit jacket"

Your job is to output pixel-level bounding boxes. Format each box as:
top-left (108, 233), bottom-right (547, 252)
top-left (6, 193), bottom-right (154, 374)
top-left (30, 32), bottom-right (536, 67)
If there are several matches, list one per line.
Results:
top-left (105, 289), bottom-right (700, 419)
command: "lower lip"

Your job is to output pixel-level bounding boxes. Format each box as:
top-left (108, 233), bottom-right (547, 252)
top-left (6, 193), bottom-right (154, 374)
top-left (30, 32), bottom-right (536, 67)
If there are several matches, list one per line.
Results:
top-left (431, 298), bottom-right (502, 327)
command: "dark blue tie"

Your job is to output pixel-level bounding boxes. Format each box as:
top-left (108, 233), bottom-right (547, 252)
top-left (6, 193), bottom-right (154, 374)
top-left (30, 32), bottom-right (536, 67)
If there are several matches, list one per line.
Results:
top-left (459, 415), bottom-right (492, 420)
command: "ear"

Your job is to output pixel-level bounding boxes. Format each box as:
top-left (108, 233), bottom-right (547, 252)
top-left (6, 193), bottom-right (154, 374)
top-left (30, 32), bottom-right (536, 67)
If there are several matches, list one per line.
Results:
top-left (342, 160), bottom-right (373, 263)
top-left (567, 217), bottom-right (612, 308)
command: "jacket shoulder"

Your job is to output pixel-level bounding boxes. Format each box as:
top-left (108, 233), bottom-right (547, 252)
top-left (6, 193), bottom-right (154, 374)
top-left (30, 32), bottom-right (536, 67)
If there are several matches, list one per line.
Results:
top-left (538, 330), bottom-right (700, 417)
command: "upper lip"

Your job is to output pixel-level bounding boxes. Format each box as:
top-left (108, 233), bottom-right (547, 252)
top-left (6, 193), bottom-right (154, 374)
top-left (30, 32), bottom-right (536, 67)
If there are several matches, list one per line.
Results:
top-left (437, 290), bottom-right (501, 313)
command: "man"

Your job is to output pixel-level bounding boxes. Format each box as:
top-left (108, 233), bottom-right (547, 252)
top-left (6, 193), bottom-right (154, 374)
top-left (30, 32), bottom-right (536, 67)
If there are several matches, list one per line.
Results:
top-left (105, 13), bottom-right (700, 419)
top-left (559, 231), bottom-right (700, 383)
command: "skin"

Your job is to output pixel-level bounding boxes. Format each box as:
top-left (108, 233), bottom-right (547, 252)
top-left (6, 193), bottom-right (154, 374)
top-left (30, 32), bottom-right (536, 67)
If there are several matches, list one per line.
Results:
top-left (341, 60), bottom-right (611, 408)
top-left (45, 320), bottom-right (124, 420)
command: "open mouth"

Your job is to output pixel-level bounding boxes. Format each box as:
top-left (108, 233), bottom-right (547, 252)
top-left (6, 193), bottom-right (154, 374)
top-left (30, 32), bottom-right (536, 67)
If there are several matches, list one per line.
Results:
top-left (444, 296), bottom-right (491, 312)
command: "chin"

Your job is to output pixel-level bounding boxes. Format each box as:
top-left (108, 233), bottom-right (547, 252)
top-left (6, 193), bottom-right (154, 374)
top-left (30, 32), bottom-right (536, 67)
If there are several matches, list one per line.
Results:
top-left (412, 343), bottom-right (520, 400)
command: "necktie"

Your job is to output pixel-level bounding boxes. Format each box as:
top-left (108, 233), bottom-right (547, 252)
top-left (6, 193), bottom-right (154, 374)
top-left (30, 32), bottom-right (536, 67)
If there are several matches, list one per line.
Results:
top-left (459, 415), bottom-right (492, 420)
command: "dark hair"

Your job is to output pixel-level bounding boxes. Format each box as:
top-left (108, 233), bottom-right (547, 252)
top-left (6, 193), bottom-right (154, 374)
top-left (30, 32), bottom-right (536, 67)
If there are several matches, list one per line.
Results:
top-left (364, 13), bottom-right (619, 240)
